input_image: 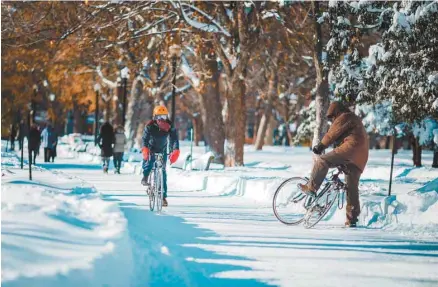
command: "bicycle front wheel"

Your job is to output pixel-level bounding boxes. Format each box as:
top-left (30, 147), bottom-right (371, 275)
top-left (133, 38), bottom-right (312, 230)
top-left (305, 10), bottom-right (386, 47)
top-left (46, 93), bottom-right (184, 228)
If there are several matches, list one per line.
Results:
top-left (155, 168), bottom-right (163, 212)
top-left (149, 185), bottom-right (155, 211)
top-left (304, 188), bottom-right (339, 229)
top-left (273, 177), bottom-right (311, 225)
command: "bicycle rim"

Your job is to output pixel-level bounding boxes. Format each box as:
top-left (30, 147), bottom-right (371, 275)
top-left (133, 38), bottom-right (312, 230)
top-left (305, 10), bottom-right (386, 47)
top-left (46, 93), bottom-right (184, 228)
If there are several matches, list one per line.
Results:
top-left (273, 177), bottom-right (310, 225)
top-left (149, 189), bottom-right (155, 211)
top-left (304, 189), bottom-right (339, 229)
top-left (156, 169), bottom-right (163, 212)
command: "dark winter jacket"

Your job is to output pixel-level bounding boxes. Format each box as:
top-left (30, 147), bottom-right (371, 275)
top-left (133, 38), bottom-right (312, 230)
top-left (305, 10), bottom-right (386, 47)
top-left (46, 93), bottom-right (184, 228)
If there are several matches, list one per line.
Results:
top-left (322, 102), bottom-right (369, 172)
top-left (142, 120), bottom-right (179, 154)
top-left (28, 126), bottom-right (41, 150)
top-left (98, 122), bottom-right (115, 157)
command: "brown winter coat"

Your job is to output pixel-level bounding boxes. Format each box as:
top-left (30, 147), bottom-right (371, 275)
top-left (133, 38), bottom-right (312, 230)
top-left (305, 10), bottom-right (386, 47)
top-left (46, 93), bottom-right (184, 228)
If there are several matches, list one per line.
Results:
top-left (321, 102), bottom-right (369, 172)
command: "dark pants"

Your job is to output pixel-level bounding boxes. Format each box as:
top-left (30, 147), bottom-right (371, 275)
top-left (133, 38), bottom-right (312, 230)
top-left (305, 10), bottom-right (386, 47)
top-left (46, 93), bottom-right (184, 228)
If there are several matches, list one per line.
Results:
top-left (50, 145), bottom-right (57, 162)
top-left (309, 151), bottom-right (361, 224)
top-left (113, 152), bottom-right (124, 171)
top-left (44, 148), bottom-right (51, 162)
top-left (143, 153), bottom-right (168, 198)
top-left (29, 149), bottom-right (37, 165)
top-left (10, 138), bottom-right (15, 151)
top-left (102, 157), bottom-right (110, 170)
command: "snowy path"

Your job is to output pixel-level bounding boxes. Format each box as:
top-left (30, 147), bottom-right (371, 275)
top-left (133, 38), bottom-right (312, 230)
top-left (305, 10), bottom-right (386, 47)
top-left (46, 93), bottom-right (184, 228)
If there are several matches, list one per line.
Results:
top-left (26, 156), bottom-right (438, 286)
top-left (3, 146), bottom-right (438, 287)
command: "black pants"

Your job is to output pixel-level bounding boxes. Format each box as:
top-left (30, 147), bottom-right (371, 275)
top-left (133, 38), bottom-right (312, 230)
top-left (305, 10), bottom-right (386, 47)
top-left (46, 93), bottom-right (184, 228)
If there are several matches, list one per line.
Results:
top-left (29, 149), bottom-right (38, 165)
top-left (44, 148), bottom-right (51, 162)
top-left (10, 138), bottom-right (15, 151)
top-left (113, 152), bottom-right (124, 171)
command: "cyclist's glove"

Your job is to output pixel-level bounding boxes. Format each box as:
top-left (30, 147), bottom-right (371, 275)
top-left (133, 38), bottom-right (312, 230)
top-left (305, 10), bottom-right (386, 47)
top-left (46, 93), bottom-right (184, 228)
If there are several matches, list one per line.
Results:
top-left (312, 143), bottom-right (326, 155)
top-left (142, 147), bottom-right (150, 160)
top-left (169, 149), bottom-right (180, 164)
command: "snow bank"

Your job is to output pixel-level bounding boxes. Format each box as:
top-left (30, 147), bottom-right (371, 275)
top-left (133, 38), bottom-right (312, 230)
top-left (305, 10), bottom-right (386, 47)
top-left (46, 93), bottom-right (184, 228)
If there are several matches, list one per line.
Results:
top-left (1, 153), bottom-right (127, 283)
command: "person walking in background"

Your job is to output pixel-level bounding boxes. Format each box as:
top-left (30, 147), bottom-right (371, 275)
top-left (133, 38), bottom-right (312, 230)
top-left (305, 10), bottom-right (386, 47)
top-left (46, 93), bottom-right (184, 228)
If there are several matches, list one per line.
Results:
top-left (28, 123), bottom-right (41, 165)
top-left (97, 121), bottom-right (115, 173)
top-left (18, 120), bottom-right (26, 151)
top-left (113, 125), bottom-right (126, 174)
top-left (49, 128), bottom-right (58, 163)
top-left (41, 124), bottom-right (57, 163)
top-left (9, 124), bottom-right (17, 151)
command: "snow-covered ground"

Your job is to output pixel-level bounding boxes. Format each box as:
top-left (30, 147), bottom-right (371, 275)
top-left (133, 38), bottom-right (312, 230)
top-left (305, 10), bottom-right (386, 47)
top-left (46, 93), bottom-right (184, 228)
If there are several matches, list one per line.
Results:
top-left (2, 141), bottom-right (438, 286)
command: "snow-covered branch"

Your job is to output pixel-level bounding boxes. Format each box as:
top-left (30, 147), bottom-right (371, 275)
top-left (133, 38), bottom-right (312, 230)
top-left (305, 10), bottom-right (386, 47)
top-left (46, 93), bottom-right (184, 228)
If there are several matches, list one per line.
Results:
top-left (96, 66), bottom-right (118, 88)
top-left (179, 2), bottom-right (231, 37)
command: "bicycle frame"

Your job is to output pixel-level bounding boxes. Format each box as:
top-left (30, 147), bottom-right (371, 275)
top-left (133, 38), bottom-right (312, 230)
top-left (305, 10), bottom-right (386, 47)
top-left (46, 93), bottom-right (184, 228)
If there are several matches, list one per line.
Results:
top-left (302, 167), bottom-right (347, 212)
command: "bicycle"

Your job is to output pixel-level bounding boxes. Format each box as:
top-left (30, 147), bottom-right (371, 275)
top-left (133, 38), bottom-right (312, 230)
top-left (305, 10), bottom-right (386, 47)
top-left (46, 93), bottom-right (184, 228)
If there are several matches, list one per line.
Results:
top-left (146, 153), bottom-right (166, 213)
top-left (273, 166), bottom-right (347, 228)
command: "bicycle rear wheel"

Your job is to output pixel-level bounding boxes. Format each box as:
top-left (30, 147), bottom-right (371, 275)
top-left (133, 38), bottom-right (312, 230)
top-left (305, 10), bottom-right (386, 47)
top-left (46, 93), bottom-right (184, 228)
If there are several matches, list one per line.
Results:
top-left (273, 177), bottom-right (311, 225)
top-left (304, 188), bottom-right (339, 229)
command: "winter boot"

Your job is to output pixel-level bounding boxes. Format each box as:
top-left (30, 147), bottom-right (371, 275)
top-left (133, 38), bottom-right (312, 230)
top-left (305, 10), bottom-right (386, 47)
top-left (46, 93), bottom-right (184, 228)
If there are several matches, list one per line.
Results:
top-left (298, 183), bottom-right (316, 197)
top-left (162, 198), bottom-right (168, 207)
top-left (103, 167), bottom-right (108, 173)
top-left (345, 221), bottom-right (357, 228)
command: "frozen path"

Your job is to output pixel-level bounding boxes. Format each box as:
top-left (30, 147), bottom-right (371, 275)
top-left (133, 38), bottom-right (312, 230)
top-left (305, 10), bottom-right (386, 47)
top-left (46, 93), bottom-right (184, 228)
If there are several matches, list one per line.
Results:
top-left (30, 155), bottom-right (438, 287)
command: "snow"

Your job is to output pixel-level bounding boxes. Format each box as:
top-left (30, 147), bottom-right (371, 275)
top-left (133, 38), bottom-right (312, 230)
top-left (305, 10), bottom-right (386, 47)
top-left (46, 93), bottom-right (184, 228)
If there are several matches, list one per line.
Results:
top-left (120, 67), bottom-right (130, 79)
top-left (389, 10), bottom-right (411, 32)
top-left (368, 44), bottom-right (385, 65)
top-left (261, 10), bottom-right (281, 21)
top-left (1, 151), bottom-right (126, 284)
top-left (412, 118), bottom-right (438, 145)
top-left (181, 55), bottom-right (200, 88)
top-left (180, 4), bottom-right (231, 37)
top-left (2, 140), bottom-right (438, 286)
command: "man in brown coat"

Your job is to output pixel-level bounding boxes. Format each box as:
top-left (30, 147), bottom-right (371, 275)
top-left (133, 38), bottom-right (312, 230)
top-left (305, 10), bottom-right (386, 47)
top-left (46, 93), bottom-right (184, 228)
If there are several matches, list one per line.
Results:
top-left (300, 101), bottom-right (369, 227)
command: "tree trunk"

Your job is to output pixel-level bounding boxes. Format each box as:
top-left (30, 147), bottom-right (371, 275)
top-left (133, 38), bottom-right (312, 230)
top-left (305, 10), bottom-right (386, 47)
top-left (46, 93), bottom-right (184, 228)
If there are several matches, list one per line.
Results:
top-left (225, 78), bottom-right (246, 167)
top-left (73, 99), bottom-right (85, 134)
top-left (312, 0), bottom-right (330, 146)
top-left (199, 50), bottom-right (225, 164)
top-left (253, 98), bottom-right (262, 142)
top-left (102, 88), bottom-right (113, 123)
top-left (432, 148), bottom-right (438, 168)
top-left (113, 83), bottom-right (123, 126)
top-left (255, 68), bottom-right (277, 150)
top-left (265, 116), bottom-right (276, 146)
top-left (192, 116), bottom-right (202, 146)
top-left (125, 76), bottom-right (144, 148)
top-left (134, 96), bottom-right (153, 149)
top-left (412, 136), bottom-right (422, 167)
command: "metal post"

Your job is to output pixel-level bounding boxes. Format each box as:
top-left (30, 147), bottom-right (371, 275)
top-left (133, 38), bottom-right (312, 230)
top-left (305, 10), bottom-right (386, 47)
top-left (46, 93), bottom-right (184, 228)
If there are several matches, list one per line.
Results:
top-left (190, 128), bottom-right (193, 170)
top-left (388, 128), bottom-right (396, 196)
top-left (28, 110), bottom-right (32, 180)
top-left (171, 55), bottom-right (177, 123)
top-left (95, 89), bottom-right (99, 145)
top-left (32, 89), bottom-right (37, 124)
top-left (122, 77), bottom-right (127, 126)
top-left (20, 126), bottom-right (24, 169)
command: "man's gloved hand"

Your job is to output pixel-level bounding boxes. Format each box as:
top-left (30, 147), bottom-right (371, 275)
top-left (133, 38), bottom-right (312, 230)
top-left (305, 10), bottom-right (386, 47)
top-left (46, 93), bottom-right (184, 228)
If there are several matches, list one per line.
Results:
top-left (142, 147), bottom-right (150, 161)
top-left (312, 143), bottom-right (326, 155)
top-left (169, 149), bottom-right (180, 164)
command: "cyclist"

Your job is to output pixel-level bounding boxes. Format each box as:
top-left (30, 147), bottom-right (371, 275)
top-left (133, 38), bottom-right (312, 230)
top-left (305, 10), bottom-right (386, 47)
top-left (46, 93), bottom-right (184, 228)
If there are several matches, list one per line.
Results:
top-left (299, 101), bottom-right (369, 227)
top-left (141, 105), bottom-right (180, 207)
